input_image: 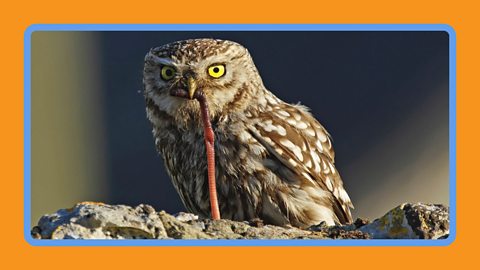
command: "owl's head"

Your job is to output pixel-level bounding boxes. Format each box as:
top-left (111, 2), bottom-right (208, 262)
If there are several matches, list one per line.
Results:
top-left (144, 38), bottom-right (264, 127)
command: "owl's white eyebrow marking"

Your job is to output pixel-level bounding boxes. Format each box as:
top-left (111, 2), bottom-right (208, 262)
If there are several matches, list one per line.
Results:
top-left (149, 54), bottom-right (178, 66)
top-left (157, 58), bottom-right (176, 66)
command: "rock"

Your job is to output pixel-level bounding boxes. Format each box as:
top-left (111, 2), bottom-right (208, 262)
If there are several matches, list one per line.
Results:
top-left (174, 212), bottom-right (199, 222)
top-left (158, 211), bottom-right (210, 239)
top-left (31, 202), bottom-right (168, 239)
top-left (31, 202), bottom-right (449, 240)
top-left (358, 203), bottom-right (449, 239)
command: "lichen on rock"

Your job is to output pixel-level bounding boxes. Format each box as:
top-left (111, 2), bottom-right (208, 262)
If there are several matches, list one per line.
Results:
top-left (358, 203), bottom-right (449, 239)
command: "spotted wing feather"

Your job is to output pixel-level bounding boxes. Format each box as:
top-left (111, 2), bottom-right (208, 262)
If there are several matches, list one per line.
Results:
top-left (249, 103), bottom-right (353, 224)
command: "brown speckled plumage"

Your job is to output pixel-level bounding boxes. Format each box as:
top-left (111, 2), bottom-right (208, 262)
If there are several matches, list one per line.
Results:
top-left (143, 38), bottom-right (353, 228)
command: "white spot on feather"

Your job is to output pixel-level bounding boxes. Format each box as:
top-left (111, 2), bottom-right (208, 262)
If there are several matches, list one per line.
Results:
top-left (310, 150), bottom-right (321, 173)
top-left (280, 139), bottom-right (303, 162)
top-left (328, 162), bottom-right (336, 174)
top-left (333, 188), bottom-right (340, 198)
top-left (238, 131), bottom-right (252, 142)
top-left (288, 158), bottom-right (298, 167)
top-left (276, 125), bottom-right (287, 136)
top-left (276, 110), bottom-right (290, 117)
top-left (260, 121), bottom-right (278, 132)
top-left (317, 129), bottom-right (328, 142)
top-left (257, 97), bottom-right (267, 107)
top-left (310, 150), bottom-right (321, 164)
top-left (305, 159), bottom-right (312, 168)
top-left (325, 176), bottom-right (334, 191)
top-left (301, 142), bottom-right (307, 151)
top-left (305, 128), bottom-right (316, 137)
top-left (266, 95), bottom-right (279, 105)
top-left (263, 136), bottom-right (273, 144)
top-left (296, 122), bottom-right (308, 129)
top-left (315, 140), bottom-right (324, 152)
top-left (286, 118), bottom-right (297, 126)
top-left (301, 172), bottom-right (315, 184)
top-left (338, 188), bottom-right (351, 204)
top-left (322, 159), bottom-right (329, 171)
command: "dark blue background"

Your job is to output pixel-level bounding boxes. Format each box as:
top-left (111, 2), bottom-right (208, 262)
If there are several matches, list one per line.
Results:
top-left (98, 31), bottom-right (449, 216)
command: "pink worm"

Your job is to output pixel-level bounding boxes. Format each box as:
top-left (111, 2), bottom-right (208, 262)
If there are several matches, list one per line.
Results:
top-left (169, 88), bottom-right (221, 220)
top-left (194, 91), bottom-right (221, 220)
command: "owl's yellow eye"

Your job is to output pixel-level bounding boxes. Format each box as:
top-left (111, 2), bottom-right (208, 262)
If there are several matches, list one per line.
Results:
top-left (207, 64), bottom-right (226, 78)
top-left (160, 66), bottom-right (176, 80)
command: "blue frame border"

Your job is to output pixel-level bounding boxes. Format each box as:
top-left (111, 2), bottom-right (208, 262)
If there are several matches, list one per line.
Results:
top-left (24, 24), bottom-right (456, 247)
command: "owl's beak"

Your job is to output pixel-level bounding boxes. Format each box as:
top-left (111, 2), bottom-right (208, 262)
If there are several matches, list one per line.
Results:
top-left (187, 76), bottom-right (197, 100)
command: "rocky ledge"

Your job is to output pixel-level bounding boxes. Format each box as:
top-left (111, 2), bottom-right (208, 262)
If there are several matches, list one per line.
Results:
top-left (31, 202), bottom-right (449, 240)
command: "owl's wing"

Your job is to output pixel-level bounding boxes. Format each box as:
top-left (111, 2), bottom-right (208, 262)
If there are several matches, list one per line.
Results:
top-left (248, 103), bottom-right (353, 224)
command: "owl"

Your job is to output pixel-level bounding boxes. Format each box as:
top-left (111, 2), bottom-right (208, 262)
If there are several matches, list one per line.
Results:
top-left (143, 38), bottom-right (353, 228)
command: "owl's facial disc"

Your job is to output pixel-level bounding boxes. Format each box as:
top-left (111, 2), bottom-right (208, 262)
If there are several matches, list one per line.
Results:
top-left (144, 38), bottom-right (259, 121)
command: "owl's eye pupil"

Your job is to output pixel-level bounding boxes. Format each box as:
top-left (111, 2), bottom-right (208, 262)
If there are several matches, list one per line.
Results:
top-left (165, 69), bottom-right (173, 76)
top-left (213, 67), bottom-right (220, 73)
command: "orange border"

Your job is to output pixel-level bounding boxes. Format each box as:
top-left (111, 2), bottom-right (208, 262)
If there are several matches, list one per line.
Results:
top-left (2, 1), bottom-right (476, 269)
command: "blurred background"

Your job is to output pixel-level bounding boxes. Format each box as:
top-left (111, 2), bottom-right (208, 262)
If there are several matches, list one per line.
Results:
top-left (30, 31), bottom-right (449, 224)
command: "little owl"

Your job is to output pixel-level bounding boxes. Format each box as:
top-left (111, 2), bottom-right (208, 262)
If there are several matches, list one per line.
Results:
top-left (143, 38), bottom-right (353, 228)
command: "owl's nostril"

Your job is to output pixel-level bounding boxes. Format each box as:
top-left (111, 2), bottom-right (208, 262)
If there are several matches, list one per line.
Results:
top-left (183, 70), bottom-right (196, 79)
